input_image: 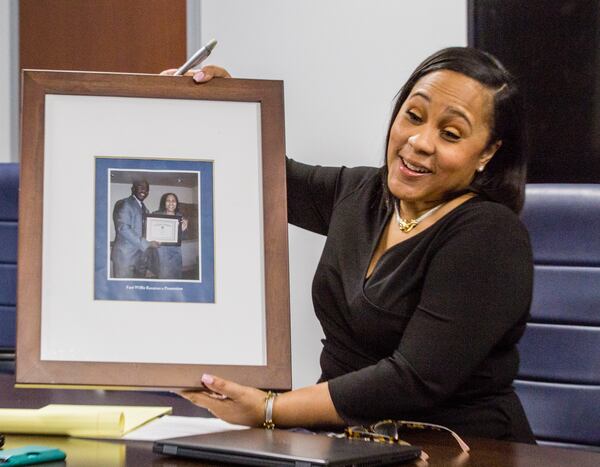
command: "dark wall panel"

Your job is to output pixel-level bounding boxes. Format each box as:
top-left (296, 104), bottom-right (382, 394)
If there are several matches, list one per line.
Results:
top-left (469, 0), bottom-right (600, 183)
top-left (20, 0), bottom-right (186, 74)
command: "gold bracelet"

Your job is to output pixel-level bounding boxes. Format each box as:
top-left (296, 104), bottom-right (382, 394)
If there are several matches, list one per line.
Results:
top-left (262, 391), bottom-right (278, 429)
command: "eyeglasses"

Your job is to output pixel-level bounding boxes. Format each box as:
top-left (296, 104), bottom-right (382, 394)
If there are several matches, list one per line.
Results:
top-left (345, 419), bottom-right (470, 454)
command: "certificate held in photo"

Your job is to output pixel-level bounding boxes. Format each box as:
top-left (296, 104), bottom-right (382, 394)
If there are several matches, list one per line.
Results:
top-left (144, 214), bottom-right (183, 246)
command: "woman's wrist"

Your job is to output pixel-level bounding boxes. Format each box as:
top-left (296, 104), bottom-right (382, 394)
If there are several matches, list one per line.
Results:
top-left (258, 383), bottom-right (344, 429)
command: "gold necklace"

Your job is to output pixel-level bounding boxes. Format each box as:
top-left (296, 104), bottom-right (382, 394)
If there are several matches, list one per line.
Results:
top-left (393, 200), bottom-right (445, 233)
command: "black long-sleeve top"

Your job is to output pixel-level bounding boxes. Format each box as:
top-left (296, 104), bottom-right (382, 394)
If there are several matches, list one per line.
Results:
top-left (286, 158), bottom-right (535, 443)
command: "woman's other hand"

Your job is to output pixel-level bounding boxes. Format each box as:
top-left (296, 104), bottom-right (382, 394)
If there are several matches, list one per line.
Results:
top-left (179, 374), bottom-right (266, 427)
top-left (160, 65), bottom-right (231, 83)
top-left (181, 218), bottom-right (188, 231)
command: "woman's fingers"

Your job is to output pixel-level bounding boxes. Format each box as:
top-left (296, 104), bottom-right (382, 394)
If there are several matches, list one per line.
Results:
top-left (159, 68), bottom-right (178, 75)
top-left (160, 65), bottom-right (231, 82)
top-left (179, 389), bottom-right (219, 404)
top-left (200, 373), bottom-right (243, 399)
top-left (192, 65), bottom-right (232, 83)
top-left (159, 68), bottom-right (196, 77)
top-left (201, 65), bottom-right (232, 78)
top-left (178, 374), bottom-right (242, 404)
top-left (178, 374), bottom-right (267, 426)
top-left (178, 390), bottom-right (222, 417)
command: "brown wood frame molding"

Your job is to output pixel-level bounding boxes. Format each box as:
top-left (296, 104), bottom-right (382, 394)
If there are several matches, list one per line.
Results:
top-left (17, 70), bottom-right (291, 390)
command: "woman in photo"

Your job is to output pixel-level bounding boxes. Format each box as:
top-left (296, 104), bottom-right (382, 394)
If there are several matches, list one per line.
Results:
top-left (153, 192), bottom-right (188, 279)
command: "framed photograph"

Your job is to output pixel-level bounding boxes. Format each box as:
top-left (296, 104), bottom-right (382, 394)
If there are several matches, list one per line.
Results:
top-left (17, 70), bottom-right (290, 390)
top-left (94, 158), bottom-right (214, 302)
top-left (143, 214), bottom-right (182, 245)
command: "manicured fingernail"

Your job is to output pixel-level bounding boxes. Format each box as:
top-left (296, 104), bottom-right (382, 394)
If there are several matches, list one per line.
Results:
top-left (201, 373), bottom-right (214, 385)
top-left (193, 71), bottom-right (205, 82)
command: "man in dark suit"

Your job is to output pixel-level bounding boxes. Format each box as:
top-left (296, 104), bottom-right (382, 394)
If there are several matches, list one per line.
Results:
top-left (111, 179), bottom-right (158, 278)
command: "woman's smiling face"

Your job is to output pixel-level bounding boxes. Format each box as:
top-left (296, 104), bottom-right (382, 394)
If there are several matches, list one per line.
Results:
top-left (386, 69), bottom-right (501, 212)
top-left (165, 194), bottom-right (178, 214)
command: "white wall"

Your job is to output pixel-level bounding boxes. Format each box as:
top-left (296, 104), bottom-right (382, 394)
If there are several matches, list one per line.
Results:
top-left (198, 0), bottom-right (467, 388)
top-left (0, 0), bottom-right (19, 163)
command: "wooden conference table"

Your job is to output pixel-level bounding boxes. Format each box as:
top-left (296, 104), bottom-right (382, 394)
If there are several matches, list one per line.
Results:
top-left (1, 371), bottom-right (599, 466)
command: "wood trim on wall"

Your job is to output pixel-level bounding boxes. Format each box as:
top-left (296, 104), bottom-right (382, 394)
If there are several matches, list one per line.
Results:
top-left (19, 0), bottom-right (187, 74)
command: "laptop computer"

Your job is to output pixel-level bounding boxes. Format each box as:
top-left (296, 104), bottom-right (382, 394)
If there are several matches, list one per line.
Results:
top-left (153, 428), bottom-right (421, 466)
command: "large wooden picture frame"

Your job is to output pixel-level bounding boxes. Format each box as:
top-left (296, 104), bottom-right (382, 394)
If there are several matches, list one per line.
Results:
top-left (17, 70), bottom-right (291, 390)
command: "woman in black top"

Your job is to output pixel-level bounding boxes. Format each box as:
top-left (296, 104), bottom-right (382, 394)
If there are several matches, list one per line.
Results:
top-left (172, 47), bottom-right (535, 443)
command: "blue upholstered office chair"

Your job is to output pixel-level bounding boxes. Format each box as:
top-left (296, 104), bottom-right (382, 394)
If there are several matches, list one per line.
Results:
top-left (0, 163), bottom-right (18, 373)
top-left (515, 184), bottom-right (600, 451)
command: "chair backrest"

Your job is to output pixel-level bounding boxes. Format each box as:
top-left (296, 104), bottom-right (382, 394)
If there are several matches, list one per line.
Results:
top-left (0, 163), bottom-right (18, 353)
top-left (516, 184), bottom-right (600, 449)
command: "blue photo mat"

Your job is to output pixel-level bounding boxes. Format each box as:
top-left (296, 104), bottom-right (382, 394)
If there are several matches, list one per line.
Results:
top-left (94, 157), bottom-right (214, 303)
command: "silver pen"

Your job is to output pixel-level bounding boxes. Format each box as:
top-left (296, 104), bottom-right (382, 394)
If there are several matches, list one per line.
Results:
top-left (173, 39), bottom-right (218, 76)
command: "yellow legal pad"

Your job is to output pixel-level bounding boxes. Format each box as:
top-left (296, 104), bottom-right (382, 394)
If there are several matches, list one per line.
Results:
top-left (0, 404), bottom-right (172, 438)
